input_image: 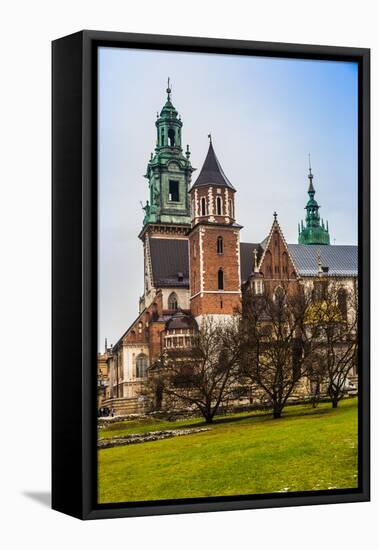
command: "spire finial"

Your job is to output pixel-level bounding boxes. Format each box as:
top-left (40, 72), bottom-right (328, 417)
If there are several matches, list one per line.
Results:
top-left (273, 211), bottom-right (278, 222)
top-left (208, 133), bottom-right (212, 144)
top-left (166, 77), bottom-right (171, 100)
top-left (308, 152), bottom-right (312, 174)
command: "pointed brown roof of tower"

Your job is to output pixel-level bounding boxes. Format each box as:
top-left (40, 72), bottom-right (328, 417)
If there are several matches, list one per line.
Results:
top-left (191, 141), bottom-right (236, 191)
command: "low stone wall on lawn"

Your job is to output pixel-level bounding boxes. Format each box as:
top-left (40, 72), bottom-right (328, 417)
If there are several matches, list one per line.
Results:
top-left (98, 427), bottom-right (210, 449)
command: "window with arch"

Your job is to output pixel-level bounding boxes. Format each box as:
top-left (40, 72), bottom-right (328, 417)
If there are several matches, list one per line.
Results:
top-left (201, 197), bottom-right (207, 216)
top-left (282, 251), bottom-right (289, 275)
top-left (168, 292), bottom-right (178, 311)
top-left (337, 287), bottom-right (348, 319)
top-left (168, 128), bottom-right (175, 146)
top-left (218, 269), bottom-right (224, 290)
top-left (217, 236), bottom-right (224, 254)
top-left (216, 196), bottom-right (222, 216)
top-left (136, 353), bottom-right (148, 378)
top-left (229, 198), bottom-right (234, 218)
top-left (274, 286), bottom-right (285, 305)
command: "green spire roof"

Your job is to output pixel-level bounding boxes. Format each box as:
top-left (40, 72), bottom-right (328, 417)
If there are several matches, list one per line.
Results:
top-left (298, 157), bottom-right (330, 245)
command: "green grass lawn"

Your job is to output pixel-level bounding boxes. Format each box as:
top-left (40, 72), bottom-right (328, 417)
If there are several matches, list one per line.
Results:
top-left (97, 398), bottom-right (358, 504)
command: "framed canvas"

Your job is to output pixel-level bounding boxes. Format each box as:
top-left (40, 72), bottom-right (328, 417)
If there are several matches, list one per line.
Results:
top-left (52, 30), bottom-right (370, 520)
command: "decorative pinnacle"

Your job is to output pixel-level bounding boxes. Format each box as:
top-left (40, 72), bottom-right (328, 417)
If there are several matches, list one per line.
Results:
top-left (253, 248), bottom-right (259, 273)
top-left (208, 133), bottom-right (212, 144)
top-left (186, 144), bottom-right (191, 159)
top-left (273, 211), bottom-right (278, 222)
top-left (317, 250), bottom-right (323, 275)
top-left (166, 77), bottom-right (171, 100)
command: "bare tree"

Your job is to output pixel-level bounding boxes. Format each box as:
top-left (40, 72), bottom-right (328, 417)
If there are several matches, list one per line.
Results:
top-left (306, 278), bottom-right (358, 408)
top-left (153, 317), bottom-right (242, 424)
top-left (240, 284), bottom-right (312, 418)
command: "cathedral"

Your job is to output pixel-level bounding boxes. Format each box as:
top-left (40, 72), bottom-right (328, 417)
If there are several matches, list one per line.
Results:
top-left (98, 83), bottom-right (358, 415)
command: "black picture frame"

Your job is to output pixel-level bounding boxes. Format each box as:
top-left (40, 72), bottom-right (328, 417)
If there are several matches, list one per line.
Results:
top-left (52, 30), bottom-right (370, 520)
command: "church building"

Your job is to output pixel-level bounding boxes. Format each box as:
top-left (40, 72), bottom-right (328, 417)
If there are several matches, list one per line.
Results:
top-left (101, 84), bottom-right (358, 415)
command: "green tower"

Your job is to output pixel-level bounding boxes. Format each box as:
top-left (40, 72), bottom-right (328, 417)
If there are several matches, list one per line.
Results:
top-left (298, 157), bottom-right (330, 245)
top-left (141, 79), bottom-right (194, 229)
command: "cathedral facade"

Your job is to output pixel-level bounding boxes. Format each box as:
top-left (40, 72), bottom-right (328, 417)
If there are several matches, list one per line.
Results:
top-left (99, 85), bottom-right (358, 415)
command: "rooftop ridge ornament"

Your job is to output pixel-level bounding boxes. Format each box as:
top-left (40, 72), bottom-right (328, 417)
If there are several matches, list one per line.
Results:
top-left (166, 77), bottom-right (171, 100)
top-left (273, 211), bottom-right (278, 222)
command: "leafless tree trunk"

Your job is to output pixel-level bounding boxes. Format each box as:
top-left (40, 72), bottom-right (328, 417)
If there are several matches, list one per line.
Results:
top-left (240, 284), bottom-right (313, 419)
top-left (151, 317), bottom-right (242, 423)
top-left (307, 279), bottom-right (358, 408)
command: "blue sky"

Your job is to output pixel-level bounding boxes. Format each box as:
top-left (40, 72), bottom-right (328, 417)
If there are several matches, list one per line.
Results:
top-left (98, 46), bottom-right (358, 350)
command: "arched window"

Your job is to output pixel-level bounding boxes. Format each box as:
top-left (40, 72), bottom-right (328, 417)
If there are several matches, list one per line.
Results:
top-left (168, 292), bottom-right (178, 311)
top-left (216, 196), bottom-right (222, 216)
top-left (337, 288), bottom-right (348, 319)
top-left (168, 128), bottom-right (175, 146)
top-left (218, 269), bottom-right (224, 290)
top-left (201, 197), bottom-right (207, 216)
top-left (136, 353), bottom-right (148, 378)
top-left (274, 286), bottom-right (285, 305)
top-left (282, 251), bottom-right (289, 275)
top-left (229, 199), bottom-right (234, 218)
top-left (217, 236), bottom-right (224, 254)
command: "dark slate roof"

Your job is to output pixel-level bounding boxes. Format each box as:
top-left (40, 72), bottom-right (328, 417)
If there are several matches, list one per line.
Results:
top-left (240, 242), bottom-right (264, 284)
top-left (191, 142), bottom-right (236, 190)
top-left (149, 238), bottom-right (357, 289)
top-left (149, 238), bottom-right (189, 287)
top-left (287, 244), bottom-right (358, 276)
top-left (165, 310), bottom-right (198, 331)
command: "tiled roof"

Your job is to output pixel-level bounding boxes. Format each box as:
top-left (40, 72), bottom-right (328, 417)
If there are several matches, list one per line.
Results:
top-left (148, 238), bottom-right (358, 289)
top-left (240, 242), bottom-right (264, 283)
top-left (287, 244), bottom-right (358, 276)
top-left (191, 142), bottom-right (235, 190)
top-left (149, 238), bottom-right (189, 287)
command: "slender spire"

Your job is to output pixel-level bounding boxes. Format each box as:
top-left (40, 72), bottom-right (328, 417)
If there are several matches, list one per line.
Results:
top-left (298, 156), bottom-right (330, 245)
top-left (166, 77), bottom-right (171, 100)
top-left (308, 153), bottom-right (315, 196)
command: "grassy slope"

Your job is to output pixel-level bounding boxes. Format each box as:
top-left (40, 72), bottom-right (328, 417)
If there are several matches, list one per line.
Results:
top-left (98, 398), bottom-right (358, 504)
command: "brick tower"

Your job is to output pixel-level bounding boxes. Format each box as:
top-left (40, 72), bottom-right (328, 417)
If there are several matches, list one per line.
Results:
top-left (188, 137), bottom-right (242, 323)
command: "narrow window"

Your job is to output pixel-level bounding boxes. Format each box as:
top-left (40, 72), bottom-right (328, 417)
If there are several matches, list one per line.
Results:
top-left (168, 292), bottom-right (178, 311)
top-left (168, 128), bottom-right (175, 146)
top-left (216, 196), bottom-right (222, 216)
top-left (201, 197), bottom-right (207, 216)
top-left (218, 269), bottom-right (224, 290)
top-left (160, 128), bottom-right (165, 146)
top-left (229, 198), bottom-right (234, 218)
top-left (169, 180), bottom-right (179, 202)
top-left (136, 353), bottom-right (148, 378)
top-left (338, 288), bottom-right (348, 319)
top-left (193, 241), bottom-right (197, 259)
top-left (217, 236), bottom-right (224, 254)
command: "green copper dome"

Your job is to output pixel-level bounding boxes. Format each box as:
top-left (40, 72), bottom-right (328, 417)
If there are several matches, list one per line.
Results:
top-left (141, 80), bottom-right (194, 228)
top-left (298, 160), bottom-right (330, 245)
